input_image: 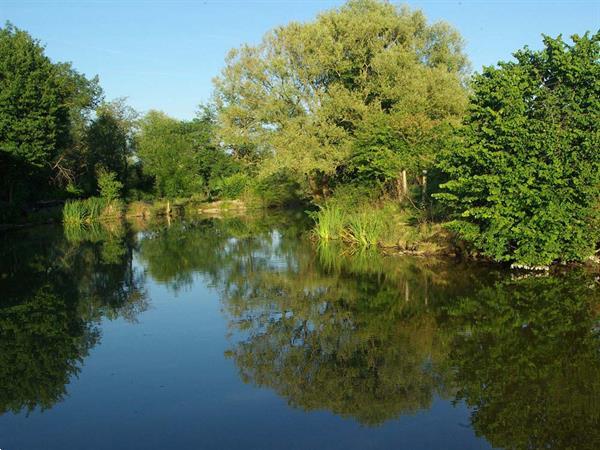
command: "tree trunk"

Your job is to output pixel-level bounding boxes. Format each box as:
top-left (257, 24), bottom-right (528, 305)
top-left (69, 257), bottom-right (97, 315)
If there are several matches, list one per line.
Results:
top-left (421, 172), bottom-right (427, 205)
top-left (396, 170), bottom-right (408, 200)
top-left (322, 174), bottom-right (331, 198)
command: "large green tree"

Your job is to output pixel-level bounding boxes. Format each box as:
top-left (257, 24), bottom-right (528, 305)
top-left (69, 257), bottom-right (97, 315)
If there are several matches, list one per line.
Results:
top-left (436, 32), bottom-right (600, 266)
top-left (84, 98), bottom-right (138, 193)
top-left (136, 108), bottom-right (238, 198)
top-left (136, 110), bottom-right (204, 197)
top-left (0, 23), bottom-right (100, 205)
top-left (214, 0), bottom-right (469, 197)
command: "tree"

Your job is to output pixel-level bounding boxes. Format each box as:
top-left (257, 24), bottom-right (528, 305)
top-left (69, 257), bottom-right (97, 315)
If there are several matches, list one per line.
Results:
top-left (193, 106), bottom-right (242, 195)
top-left (83, 98), bottom-right (138, 194)
top-left (136, 108), bottom-right (239, 198)
top-left (0, 22), bottom-right (100, 205)
top-left (436, 32), bottom-right (600, 266)
top-left (214, 0), bottom-right (469, 198)
top-left (136, 110), bottom-right (205, 197)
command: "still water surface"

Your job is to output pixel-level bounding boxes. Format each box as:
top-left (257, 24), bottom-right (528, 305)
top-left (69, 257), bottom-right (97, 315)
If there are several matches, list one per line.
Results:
top-left (1, 213), bottom-right (599, 449)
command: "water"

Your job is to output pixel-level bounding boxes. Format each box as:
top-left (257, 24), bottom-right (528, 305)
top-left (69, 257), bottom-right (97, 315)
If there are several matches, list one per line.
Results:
top-left (1, 212), bottom-right (599, 450)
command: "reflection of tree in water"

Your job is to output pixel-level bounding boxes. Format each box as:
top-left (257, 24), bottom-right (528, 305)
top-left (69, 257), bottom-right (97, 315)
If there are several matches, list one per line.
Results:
top-left (217, 225), bottom-right (600, 439)
top-left (0, 283), bottom-right (99, 414)
top-left (221, 233), bottom-right (496, 426)
top-left (447, 273), bottom-right (600, 450)
top-left (136, 212), bottom-right (311, 293)
top-left (0, 223), bottom-right (147, 414)
top-left (3, 213), bottom-right (599, 446)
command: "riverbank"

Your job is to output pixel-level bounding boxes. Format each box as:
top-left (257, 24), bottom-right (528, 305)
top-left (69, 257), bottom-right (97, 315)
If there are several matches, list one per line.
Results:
top-left (3, 196), bottom-right (598, 272)
top-left (0, 197), bottom-right (254, 232)
top-left (309, 197), bottom-right (600, 271)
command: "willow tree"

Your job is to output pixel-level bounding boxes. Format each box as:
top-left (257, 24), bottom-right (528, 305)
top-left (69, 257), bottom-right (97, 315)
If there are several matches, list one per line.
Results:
top-left (214, 0), bottom-right (469, 198)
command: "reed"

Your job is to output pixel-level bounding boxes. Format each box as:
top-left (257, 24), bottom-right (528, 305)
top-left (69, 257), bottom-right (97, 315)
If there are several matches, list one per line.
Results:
top-left (62, 197), bottom-right (107, 225)
top-left (312, 204), bottom-right (345, 241)
top-left (343, 211), bottom-right (384, 248)
top-left (62, 199), bottom-right (89, 225)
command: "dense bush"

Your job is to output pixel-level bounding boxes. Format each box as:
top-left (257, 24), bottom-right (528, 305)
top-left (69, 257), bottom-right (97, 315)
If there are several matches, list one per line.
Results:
top-left (97, 169), bottom-right (123, 202)
top-left (251, 172), bottom-right (305, 207)
top-left (211, 173), bottom-right (250, 200)
top-left (436, 32), bottom-right (600, 265)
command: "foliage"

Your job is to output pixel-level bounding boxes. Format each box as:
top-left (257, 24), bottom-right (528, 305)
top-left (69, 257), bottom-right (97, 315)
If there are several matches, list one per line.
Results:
top-left (136, 111), bottom-right (203, 197)
top-left (343, 210), bottom-right (385, 248)
top-left (214, 0), bottom-right (469, 197)
top-left (63, 199), bottom-right (89, 225)
top-left (97, 168), bottom-right (123, 202)
top-left (136, 108), bottom-right (239, 199)
top-left (62, 197), bottom-right (107, 225)
top-left (436, 32), bottom-right (600, 265)
top-left (210, 173), bottom-right (250, 200)
top-left (345, 141), bottom-right (402, 188)
top-left (194, 105), bottom-right (242, 195)
top-left (0, 22), bottom-right (101, 206)
top-left (312, 204), bottom-right (345, 241)
top-left (251, 171), bottom-right (305, 207)
top-left (312, 202), bottom-right (386, 248)
top-left (83, 99), bottom-right (137, 193)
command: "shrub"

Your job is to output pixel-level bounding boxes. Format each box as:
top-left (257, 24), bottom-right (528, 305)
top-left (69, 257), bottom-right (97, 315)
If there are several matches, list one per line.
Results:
top-left (252, 172), bottom-right (304, 207)
top-left (436, 33), bottom-right (600, 265)
top-left (97, 168), bottom-right (123, 202)
top-left (211, 173), bottom-right (250, 199)
top-left (324, 184), bottom-right (380, 210)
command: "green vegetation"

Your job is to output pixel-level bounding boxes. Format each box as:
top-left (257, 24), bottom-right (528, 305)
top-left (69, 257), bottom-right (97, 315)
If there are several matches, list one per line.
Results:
top-left (136, 110), bottom-right (205, 198)
top-left (97, 168), bottom-right (123, 202)
top-left (436, 32), bottom-right (600, 266)
top-left (0, 22), bottom-right (100, 213)
top-left (1, 2), bottom-right (598, 266)
top-left (214, 0), bottom-right (468, 199)
top-left (312, 205), bottom-right (345, 242)
top-left (310, 187), bottom-right (454, 254)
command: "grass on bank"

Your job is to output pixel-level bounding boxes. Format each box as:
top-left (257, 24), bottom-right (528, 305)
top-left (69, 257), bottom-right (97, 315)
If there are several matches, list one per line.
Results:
top-left (311, 188), bottom-right (455, 255)
top-left (63, 195), bottom-right (124, 225)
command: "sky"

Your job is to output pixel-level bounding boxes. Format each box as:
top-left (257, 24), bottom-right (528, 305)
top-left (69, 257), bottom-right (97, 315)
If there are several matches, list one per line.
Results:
top-left (1, 0), bottom-right (598, 120)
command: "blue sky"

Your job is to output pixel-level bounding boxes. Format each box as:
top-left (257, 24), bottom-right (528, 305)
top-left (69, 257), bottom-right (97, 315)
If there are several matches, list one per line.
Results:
top-left (1, 0), bottom-right (598, 119)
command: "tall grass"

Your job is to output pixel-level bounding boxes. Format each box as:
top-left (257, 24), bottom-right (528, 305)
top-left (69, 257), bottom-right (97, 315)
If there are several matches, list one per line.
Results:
top-left (63, 200), bottom-right (89, 225)
top-left (312, 204), bottom-right (345, 241)
top-left (343, 211), bottom-right (384, 248)
top-left (312, 204), bottom-right (386, 248)
top-left (62, 197), bottom-right (107, 225)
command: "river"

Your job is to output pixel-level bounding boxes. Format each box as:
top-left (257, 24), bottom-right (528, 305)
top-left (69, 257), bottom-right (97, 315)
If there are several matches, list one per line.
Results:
top-left (1, 212), bottom-right (598, 449)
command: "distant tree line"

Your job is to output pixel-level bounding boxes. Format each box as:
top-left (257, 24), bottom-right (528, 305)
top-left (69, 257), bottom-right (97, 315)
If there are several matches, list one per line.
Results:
top-left (1, 0), bottom-right (598, 265)
top-left (0, 22), bottom-right (240, 216)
